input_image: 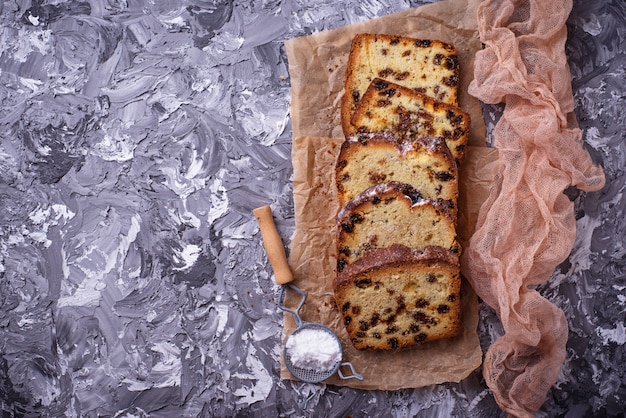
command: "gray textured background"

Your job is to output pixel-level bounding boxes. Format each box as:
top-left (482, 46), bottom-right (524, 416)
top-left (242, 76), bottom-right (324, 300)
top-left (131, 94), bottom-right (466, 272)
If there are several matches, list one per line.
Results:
top-left (0, 0), bottom-right (624, 416)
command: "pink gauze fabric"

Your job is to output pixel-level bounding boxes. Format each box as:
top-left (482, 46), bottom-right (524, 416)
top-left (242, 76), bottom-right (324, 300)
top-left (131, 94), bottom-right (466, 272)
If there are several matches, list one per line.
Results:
top-left (464, 0), bottom-right (606, 416)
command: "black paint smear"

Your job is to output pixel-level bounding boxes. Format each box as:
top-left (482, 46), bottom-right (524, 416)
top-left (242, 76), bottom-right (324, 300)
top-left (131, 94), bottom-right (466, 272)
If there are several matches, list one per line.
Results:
top-left (187, 2), bottom-right (234, 49)
top-left (172, 223), bottom-right (223, 288)
top-left (15, 94), bottom-right (107, 185)
top-left (0, 355), bottom-right (30, 418)
top-left (173, 251), bottom-right (217, 288)
top-left (566, 0), bottom-right (626, 88)
top-left (22, 0), bottom-right (92, 26)
top-left (21, 126), bottom-right (86, 184)
top-left (91, 20), bottom-right (125, 64)
top-left (0, 185), bottom-right (38, 225)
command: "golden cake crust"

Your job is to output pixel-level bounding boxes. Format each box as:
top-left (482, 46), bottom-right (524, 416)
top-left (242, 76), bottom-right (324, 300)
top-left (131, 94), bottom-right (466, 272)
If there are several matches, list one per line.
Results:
top-left (335, 132), bottom-right (458, 210)
top-left (351, 78), bottom-right (470, 165)
top-left (333, 33), bottom-right (467, 352)
top-left (336, 182), bottom-right (459, 272)
top-left (341, 33), bottom-right (459, 138)
top-left (333, 244), bottom-right (461, 351)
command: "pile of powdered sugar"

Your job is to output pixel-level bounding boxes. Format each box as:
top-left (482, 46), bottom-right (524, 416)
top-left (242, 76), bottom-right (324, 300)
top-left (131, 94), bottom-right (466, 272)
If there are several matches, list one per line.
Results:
top-left (285, 327), bottom-right (342, 371)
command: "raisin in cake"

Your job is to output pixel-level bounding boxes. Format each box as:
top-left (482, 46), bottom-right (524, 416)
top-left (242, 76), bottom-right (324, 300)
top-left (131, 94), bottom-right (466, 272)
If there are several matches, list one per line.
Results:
top-left (335, 132), bottom-right (458, 210)
top-left (341, 33), bottom-right (459, 137)
top-left (336, 182), bottom-right (459, 272)
top-left (333, 244), bottom-right (461, 351)
top-left (351, 78), bottom-right (470, 165)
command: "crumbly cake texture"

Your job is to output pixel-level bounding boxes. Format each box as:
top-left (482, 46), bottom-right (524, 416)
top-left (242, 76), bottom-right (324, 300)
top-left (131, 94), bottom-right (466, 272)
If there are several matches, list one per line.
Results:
top-left (335, 132), bottom-right (458, 210)
top-left (333, 34), bottom-right (466, 351)
top-left (341, 33), bottom-right (459, 138)
top-left (336, 182), bottom-right (459, 272)
top-left (351, 78), bottom-right (470, 165)
top-left (333, 244), bottom-right (461, 351)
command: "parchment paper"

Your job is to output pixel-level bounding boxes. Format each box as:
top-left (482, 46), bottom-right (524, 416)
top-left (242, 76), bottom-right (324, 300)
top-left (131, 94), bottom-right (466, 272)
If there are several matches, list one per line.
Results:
top-left (283, 0), bottom-right (498, 390)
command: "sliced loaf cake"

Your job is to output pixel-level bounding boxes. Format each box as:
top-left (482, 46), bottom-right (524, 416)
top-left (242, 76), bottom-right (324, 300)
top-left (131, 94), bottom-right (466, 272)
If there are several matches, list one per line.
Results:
top-left (336, 182), bottom-right (459, 273)
top-left (333, 244), bottom-right (461, 350)
top-left (333, 34), bottom-right (467, 352)
top-left (341, 33), bottom-right (459, 137)
top-left (335, 132), bottom-right (458, 210)
top-left (351, 78), bottom-right (470, 165)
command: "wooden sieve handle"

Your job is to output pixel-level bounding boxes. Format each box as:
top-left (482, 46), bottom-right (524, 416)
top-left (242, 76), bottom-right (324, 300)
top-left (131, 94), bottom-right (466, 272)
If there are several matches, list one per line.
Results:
top-left (253, 205), bottom-right (294, 285)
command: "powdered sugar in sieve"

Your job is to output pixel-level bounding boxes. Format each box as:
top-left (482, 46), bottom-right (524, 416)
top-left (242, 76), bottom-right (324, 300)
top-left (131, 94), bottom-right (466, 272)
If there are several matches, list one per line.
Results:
top-left (253, 205), bottom-right (362, 384)
top-left (278, 284), bottom-right (362, 384)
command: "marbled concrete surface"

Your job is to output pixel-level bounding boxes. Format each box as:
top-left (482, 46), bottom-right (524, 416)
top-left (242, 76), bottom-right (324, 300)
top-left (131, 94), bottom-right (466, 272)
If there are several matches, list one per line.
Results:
top-left (0, 0), bottom-right (624, 416)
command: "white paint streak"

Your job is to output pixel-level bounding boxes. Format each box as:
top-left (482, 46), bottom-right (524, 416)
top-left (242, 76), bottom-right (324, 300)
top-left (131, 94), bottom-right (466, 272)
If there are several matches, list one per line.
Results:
top-left (207, 170), bottom-right (229, 225)
top-left (58, 214), bottom-right (140, 308)
top-left (149, 341), bottom-right (182, 387)
top-left (57, 265), bottom-right (107, 308)
top-left (27, 14), bottom-right (40, 26)
top-left (236, 89), bottom-right (288, 146)
top-left (598, 322), bottom-right (626, 346)
top-left (160, 165), bottom-right (206, 198)
top-left (571, 213), bottom-right (603, 272)
top-left (215, 304), bottom-right (230, 336)
top-left (232, 344), bottom-right (272, 405)
top-left (121, 341), bottom-right (182, 391)
top-left (20, 76), bottom-right (44, 92)
top-left (13, 29), bottom-right (52, 62)
top-left (172, 243), bottom-right (201, 271)
top-left (28, 230), bottom-right (51, 247)
top-left (251, 316), bottom-right (279, 342)
top-left (93, 132), bottom-right (136, 162)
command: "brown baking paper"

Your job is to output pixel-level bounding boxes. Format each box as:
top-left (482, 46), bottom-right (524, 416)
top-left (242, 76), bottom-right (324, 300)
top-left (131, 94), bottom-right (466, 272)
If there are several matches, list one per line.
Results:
top-left (282, 0), bottom-right (498, 390)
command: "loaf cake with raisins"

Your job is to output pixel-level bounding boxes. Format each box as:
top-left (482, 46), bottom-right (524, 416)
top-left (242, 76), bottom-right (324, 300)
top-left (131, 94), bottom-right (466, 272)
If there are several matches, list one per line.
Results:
top-left (333, 33), bottom-right (466, 351)
top-left (335, 132), bottom-right (458, 210)
top-left (336, 182), bottom-right (459, 272)
top-left (341, 33), bottom-right (459, 138)
top-left (351, 78), bottom-right (470, 165)
top-left (333, 244), bottom-right (461, 351)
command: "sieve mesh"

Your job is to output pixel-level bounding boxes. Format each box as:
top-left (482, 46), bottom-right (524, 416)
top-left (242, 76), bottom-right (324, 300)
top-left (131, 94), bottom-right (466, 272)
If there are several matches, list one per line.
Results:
top-left (283, 323), bottom-right (342, 383)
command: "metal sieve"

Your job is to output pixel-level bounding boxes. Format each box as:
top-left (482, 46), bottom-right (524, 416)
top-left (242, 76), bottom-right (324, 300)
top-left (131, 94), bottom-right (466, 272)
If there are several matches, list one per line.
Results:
top-left (253, 205), bottom-right (363, 384)
top-left (279, 284), bottom-right (362, 383)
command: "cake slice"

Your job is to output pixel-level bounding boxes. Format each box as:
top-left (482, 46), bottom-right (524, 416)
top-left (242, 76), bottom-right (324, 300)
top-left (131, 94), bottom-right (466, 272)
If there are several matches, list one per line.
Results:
top-left (341, 33), bottom-right (459, 138)
top-left (335, 132), bottom-right (458, 210)
top-left (336, 182), bottom-right (459, 272)
top-left (333, 244), bottom-right (461, 351)
top-left (351, 78), bottom-right (470, 165)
